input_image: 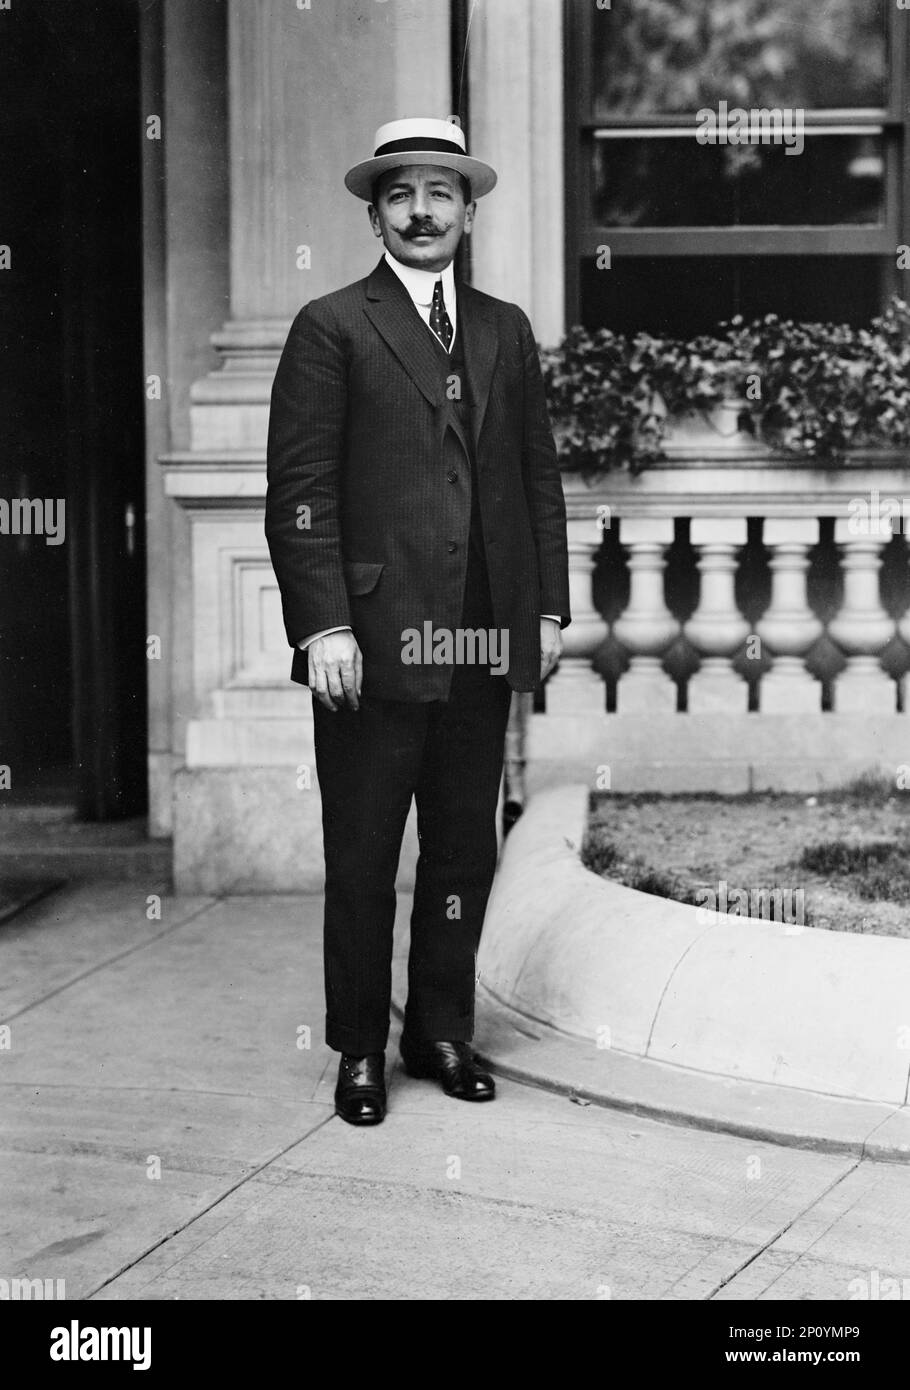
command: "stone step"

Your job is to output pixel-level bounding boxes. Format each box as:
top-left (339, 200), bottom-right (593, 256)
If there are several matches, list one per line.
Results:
top-left (0, 809), bottom-right (172, 884)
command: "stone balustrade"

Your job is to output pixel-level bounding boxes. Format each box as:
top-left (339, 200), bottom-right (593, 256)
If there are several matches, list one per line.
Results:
top-left (525, 455), bottom-right (910, 797)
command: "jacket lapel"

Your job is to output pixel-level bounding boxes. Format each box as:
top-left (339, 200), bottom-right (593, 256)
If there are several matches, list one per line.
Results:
top-left (363, 258), bottom-right (444, 410)
top-left (456, 284), bottom-right (499, 448)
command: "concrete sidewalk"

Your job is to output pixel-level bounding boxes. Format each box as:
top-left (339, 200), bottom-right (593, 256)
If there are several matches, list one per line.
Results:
top-left (1, 881), bottom-right (909, 1300)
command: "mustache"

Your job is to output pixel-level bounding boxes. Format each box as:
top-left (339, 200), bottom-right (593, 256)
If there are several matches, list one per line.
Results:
top-left (401, 222), bottom-right (443, 238)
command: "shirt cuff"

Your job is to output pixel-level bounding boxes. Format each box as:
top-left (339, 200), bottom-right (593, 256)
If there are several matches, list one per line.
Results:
top-left (541, 614), bottom-right (562, 622)
top-left (296, 625), bottom-right (352, 650)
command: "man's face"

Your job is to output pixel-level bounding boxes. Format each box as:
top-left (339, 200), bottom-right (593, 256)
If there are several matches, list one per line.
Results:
top-left (368, 164), bottom-right (475, 272)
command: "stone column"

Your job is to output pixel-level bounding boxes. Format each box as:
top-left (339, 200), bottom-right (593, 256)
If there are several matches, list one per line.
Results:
top-left (192, 0), bottom-right (452, 453)
top-left (163, 0), bottom-right (450, 891)
top-left (829, 519), bottom-right (896, 714)
top-left (469, 0), bottom-right (564, 344)
top-left (683, 517), bottom-right (749, 713)
top-left (755, 518), bottom-right (822, 712)
top-left (612, 517), bottom-right (678, 713)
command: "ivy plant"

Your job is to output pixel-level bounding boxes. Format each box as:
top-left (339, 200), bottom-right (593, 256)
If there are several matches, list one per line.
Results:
top-left (540, 297), bottom-right (910, 476)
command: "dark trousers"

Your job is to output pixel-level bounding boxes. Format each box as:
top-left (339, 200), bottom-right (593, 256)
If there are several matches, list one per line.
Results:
top-left (313, 662), bottom-right (512, 1055)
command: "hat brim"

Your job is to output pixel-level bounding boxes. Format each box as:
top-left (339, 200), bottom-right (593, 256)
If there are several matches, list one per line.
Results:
top-left (344, 151), bottom-right (497, 202)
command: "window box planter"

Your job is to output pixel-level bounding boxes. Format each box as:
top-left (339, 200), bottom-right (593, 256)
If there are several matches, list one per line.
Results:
top-left (543, 298), bottom-right (910, 480)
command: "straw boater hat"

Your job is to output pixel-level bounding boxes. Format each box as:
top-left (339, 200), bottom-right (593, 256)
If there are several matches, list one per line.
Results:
top-left (344, 117), bottom-right (497, 202)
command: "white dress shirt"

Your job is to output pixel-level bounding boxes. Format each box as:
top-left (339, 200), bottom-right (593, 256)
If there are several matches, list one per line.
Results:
top-left (382, 250), bottom-right (458, 350)
top-left (297, 251), bottom-right (558, 650)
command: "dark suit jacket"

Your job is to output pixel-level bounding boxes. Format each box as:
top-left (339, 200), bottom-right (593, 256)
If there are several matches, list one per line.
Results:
top-left (265, 255), bottom-right (570, 701)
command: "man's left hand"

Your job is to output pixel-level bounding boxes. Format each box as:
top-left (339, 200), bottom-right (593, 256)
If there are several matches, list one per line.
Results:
top-left (540, 616), bottom-right (562, 682)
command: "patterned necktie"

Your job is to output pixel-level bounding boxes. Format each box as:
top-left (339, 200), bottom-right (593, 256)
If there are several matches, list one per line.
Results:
top-left (429, 279), bottom-right (453, 352)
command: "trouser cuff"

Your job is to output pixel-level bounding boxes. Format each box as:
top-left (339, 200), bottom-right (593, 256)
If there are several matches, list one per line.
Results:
top-left (326, 1016), bottom-right (390, 1056)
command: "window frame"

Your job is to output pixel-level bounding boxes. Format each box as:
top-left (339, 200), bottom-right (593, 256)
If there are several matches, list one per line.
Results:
top-left (563, 0), bottom-right (910, 326)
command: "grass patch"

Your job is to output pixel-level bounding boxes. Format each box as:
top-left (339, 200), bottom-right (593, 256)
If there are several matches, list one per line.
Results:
top-left (582, 837), bottom-right (619, 878)
top-left (798, 838), bottom-right (910, 903)
top-left (814, 772), bottom-right (899, 805)
top-left (582, 833), bottom-right (709, 909)
top-left (625, 866), bottom-right (700, 904)
top-left (589, 770), bottom-right (904, 813)
top-left (582, 790), bottom-right (910, 936)
top-left (799, 840), bottom-right (897, 875)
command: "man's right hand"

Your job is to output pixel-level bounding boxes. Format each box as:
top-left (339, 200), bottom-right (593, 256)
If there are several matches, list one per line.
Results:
top-left (308, 630), bottom-right (363, 712)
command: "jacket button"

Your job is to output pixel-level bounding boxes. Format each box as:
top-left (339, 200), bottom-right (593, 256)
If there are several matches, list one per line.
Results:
top-left (447, 470), bottom-right (458, 483)
top-left (448, 540), bottom-right (458, 553)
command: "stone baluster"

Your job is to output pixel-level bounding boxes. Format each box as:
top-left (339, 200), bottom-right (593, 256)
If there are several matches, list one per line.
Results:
top-left (683, 518), bottom-right (750, 712)
top-left (612, 517), bottom-right (678, 713)
top-left (829, 519), bottom-right (896, 713)
top-left (755, 518), bottom-right (822, 712)
top-left (545, 516), bottom-right (609, 714)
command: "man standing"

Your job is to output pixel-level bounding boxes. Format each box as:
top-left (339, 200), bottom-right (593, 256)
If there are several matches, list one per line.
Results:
top-left (265, 117), bottom-right (570, 1126)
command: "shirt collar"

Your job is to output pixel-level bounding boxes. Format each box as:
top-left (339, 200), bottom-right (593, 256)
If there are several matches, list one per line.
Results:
top-left (384, 250), bottom-right (456, 313)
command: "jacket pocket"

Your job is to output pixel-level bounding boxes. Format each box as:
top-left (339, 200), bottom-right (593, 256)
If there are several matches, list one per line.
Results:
top-left (343, 560), bottom-right (384, 596)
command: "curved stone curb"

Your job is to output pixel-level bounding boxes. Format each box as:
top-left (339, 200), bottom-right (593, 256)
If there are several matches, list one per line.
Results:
top-left (476, 785), bottom-right (910, 1109)
top-left (468, 988), bottom-right (910, 1162)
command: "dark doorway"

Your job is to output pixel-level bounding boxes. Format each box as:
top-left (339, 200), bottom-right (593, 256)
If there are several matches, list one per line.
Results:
top-left (0, 0), bottom-right (147, 818)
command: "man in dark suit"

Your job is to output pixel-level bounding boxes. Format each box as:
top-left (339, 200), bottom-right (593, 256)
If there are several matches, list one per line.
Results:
top-left (265, 117), bottom-right (570, 1125)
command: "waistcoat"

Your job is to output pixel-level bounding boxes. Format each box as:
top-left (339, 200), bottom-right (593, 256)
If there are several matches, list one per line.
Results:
top-left (434, 323), bottom-right (494, 631)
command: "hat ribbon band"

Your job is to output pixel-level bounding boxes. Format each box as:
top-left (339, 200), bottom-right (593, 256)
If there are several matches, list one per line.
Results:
top-left (373, 136), bottom-right (466, 158)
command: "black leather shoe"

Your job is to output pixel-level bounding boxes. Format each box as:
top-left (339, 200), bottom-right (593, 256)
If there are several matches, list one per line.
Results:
top-left (334, 1052), bottom-right (386, 1125)
top-left (400, 1035), bottom-right (495, 1101)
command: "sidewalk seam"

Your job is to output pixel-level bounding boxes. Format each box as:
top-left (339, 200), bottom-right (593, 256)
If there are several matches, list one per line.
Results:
top-left (736, 1175), bottom-right (872, 1301)
top-left (83, 1110), bottom-right (337, 1300)
top-left (0, 895), bottom-right (222, 1024)
top-left (706, 1157), bottom-right (863, 1299)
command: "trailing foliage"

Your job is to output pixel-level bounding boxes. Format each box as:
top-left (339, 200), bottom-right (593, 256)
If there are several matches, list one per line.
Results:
top-left (540, 297), bottom-right (910, 476)
top-left (595, 0), bottom-right (883, 117)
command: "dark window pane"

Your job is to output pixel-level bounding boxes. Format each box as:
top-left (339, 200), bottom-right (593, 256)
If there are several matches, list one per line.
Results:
top-left (579, 255), bottom-right (883, 337)
top-left (590, 0), bottom-right (887, 118)
top-left (592, 133), bottom-right (885, 227)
